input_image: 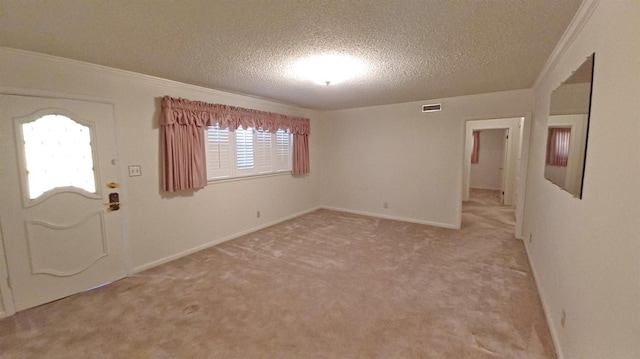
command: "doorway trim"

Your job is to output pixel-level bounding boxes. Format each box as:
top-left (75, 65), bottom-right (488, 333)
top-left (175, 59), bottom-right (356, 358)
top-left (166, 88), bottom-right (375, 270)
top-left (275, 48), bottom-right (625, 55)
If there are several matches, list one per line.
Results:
top-left (0, 217), bottom-right (15, 318)
top-left (463, 117), bottom-right (527, 238)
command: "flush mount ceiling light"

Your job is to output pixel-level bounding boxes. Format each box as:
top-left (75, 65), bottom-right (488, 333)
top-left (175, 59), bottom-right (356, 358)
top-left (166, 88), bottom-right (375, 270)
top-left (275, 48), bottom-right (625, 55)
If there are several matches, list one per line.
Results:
top-left (292, 53), bottom-right (368, 86)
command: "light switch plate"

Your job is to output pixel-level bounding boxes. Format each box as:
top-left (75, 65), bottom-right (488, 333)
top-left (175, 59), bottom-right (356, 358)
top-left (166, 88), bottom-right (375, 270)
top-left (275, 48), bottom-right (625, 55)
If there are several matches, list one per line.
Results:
top-left (128, 165), bottom-right (142, 177)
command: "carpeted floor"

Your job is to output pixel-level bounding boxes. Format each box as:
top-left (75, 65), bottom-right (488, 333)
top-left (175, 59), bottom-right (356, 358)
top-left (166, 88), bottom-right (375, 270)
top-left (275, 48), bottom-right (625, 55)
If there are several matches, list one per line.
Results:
top-left (0, 189), bottom-right (555, 358)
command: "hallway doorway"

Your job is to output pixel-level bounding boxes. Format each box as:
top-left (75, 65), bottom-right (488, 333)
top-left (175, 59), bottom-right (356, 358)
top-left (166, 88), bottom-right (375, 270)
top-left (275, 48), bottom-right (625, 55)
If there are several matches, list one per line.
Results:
top-left (463, 117), bottom-right (525, 237)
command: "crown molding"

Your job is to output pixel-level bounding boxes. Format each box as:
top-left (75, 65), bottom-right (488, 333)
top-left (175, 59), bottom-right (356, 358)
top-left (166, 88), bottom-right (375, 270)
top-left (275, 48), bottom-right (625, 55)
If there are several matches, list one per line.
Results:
top-left (532, 0), bottom-right (601, 89)
top-left (0, 47), bottom-right (316, 115)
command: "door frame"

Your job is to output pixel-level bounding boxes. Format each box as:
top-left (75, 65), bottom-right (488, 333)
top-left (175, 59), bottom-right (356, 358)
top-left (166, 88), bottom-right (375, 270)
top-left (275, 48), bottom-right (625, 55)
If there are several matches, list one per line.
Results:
top-left (463, 117), bottom-right (527, 237)
top-left (0, 217), bottom-right (15, 318)
top-left (0, 88), bottom-right (131, 318)
top-left (499, 128), bottom-right (509, 204)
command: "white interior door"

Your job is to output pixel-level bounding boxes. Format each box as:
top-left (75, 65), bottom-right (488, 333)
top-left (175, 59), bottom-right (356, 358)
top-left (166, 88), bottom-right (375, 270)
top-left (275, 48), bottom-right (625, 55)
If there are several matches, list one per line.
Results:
top-left (0, 95), bottom-right (127, 313)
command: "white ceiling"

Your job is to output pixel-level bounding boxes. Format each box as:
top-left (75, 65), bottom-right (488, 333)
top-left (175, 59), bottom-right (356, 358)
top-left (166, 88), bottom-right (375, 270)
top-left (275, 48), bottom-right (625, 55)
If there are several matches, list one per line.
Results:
top-left (0, 0), bottom-right (583, 111)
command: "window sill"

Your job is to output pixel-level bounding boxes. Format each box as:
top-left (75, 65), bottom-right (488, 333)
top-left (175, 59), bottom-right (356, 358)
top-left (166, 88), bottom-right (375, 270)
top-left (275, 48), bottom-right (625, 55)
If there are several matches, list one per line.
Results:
top-left (207, 171), bottom-right (292, 185)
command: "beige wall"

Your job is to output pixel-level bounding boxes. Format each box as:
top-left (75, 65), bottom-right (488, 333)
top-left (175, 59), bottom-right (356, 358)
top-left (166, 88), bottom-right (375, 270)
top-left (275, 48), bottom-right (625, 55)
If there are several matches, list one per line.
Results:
top-left (318, 90), bottom-right (532, 229)
top-left (523, 0), bottom-right (640, 357)
top-left (0, 48), bottom-right (322, 274)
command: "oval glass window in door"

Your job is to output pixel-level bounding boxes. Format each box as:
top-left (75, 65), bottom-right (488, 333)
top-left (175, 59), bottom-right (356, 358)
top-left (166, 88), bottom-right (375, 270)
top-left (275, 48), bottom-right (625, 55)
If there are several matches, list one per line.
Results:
top-left (21, 114), bottom-right (96, 199)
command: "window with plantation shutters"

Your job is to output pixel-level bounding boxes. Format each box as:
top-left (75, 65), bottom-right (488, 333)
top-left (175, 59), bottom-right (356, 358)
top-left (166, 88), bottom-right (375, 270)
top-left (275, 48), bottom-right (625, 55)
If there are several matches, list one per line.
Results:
top-left (205, 126), bottom-right (292, 180)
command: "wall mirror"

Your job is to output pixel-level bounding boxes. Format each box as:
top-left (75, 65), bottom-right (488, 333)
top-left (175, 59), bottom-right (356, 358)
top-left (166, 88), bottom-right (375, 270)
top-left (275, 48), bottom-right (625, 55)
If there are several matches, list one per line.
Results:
top-left (544, 53), bottom-right (594, 198)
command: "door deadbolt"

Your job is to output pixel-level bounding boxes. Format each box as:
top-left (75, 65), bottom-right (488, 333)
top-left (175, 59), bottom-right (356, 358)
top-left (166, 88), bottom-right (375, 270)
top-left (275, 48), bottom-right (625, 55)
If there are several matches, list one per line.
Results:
top-left (106, 192), bottom-right (120, 211)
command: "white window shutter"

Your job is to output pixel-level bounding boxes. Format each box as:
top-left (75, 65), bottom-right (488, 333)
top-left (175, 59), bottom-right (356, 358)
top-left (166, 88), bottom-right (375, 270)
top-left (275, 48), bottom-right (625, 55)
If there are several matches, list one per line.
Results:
top-left (255, 129), bottom-right (273, 173)
top-left (205, 125), bottom-right (232, 179)
top-left (275, 129), bottom-right (292, 172)
top-left (235, 127), bottom-right (254, 174)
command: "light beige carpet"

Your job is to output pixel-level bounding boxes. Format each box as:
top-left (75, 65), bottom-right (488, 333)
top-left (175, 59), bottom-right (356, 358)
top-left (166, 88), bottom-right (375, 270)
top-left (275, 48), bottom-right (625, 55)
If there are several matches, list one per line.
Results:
top-left (0, 189), bottom-right (554, 358)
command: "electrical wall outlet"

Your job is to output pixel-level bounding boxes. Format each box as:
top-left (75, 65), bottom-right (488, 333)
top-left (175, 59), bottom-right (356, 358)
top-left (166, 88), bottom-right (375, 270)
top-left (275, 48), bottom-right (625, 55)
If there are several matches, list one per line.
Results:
top-left (256, 211), bottom-right (261, 218)
top-left (529, 233), bottom-right (533, 244)
top-left (383, 201), bottom-right (389, 209)
top-left (128, 165), bottom-right (142, 177)
top-left (561, 310), bottom-right (566, 328)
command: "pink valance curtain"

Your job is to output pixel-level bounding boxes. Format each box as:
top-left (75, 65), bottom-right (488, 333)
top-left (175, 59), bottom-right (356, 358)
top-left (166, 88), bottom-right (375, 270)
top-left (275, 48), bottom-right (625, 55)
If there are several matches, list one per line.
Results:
top-left (160, 96), bottom-right (311, 192)
top-left (546, 127), bottom-right (571, 166)
top-left (471, 131), bottom-right (480, 164)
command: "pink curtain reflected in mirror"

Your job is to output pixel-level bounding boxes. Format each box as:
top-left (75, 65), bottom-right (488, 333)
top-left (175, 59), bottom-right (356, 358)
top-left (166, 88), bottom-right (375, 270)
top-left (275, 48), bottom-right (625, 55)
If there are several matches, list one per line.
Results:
top-left (546, 127), bottom-right (570, 166)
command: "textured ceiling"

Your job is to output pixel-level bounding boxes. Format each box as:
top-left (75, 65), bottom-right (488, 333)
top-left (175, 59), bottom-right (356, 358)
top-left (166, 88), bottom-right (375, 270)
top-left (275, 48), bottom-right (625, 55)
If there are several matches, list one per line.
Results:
top-left (0, 0), bottom-right (583, 110)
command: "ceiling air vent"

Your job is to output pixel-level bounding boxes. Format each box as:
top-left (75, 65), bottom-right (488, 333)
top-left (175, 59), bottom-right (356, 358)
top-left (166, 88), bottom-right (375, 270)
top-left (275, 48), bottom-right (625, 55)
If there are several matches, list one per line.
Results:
top-left (422, 103), bottom-right (442, 113)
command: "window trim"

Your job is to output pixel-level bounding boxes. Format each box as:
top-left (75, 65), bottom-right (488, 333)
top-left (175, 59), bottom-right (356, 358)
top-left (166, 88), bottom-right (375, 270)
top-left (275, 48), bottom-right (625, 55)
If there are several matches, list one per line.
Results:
top-left (207, 170), bottom-right (291, 184)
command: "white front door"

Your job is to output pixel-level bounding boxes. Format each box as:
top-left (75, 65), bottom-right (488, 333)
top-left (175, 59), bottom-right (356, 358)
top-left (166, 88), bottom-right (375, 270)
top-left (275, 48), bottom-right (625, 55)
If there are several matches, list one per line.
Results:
top-left (0, 95), bottom-right (127, 313)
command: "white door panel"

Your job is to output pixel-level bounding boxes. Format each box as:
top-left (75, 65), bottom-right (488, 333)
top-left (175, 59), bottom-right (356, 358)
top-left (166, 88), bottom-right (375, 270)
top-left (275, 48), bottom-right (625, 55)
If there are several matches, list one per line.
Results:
top-left (0, 95), bottom-right (126, 312)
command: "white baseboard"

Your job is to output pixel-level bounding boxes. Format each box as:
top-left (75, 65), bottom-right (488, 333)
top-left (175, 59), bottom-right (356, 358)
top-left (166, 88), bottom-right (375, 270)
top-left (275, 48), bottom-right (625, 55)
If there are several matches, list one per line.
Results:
top-left (132, 206), bottom-right (322, 273)
top-left (470, 186), bottom-right (501, 191)
top-left (524, 243), bottom-right (563, 359)
top-left (133, 205), bottom-right (458, 273)
top-left (320, 206), bottom-right (460, 230)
